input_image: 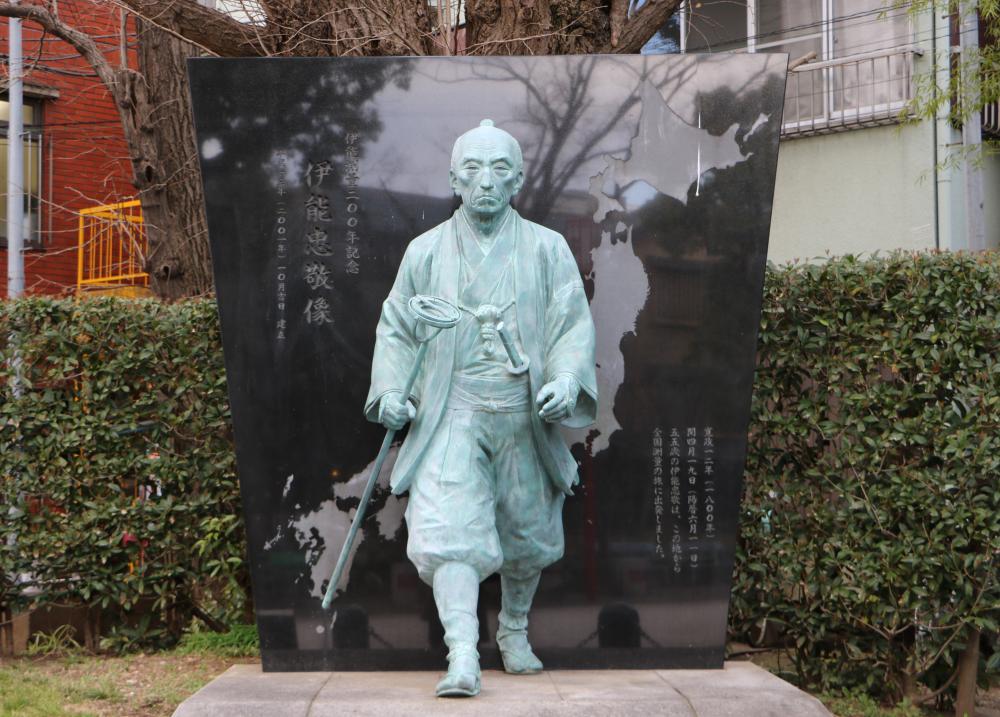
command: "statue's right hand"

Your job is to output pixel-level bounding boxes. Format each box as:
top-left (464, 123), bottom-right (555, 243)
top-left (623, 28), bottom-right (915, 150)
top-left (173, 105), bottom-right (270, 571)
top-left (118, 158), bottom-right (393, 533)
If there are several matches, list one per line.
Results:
top-left (378, 392), bottom-right (416, 430)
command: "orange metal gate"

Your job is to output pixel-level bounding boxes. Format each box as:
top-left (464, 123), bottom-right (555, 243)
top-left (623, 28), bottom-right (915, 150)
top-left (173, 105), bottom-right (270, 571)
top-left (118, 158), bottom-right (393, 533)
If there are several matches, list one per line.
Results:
top-left (76, 199), bottom-right (150, 297)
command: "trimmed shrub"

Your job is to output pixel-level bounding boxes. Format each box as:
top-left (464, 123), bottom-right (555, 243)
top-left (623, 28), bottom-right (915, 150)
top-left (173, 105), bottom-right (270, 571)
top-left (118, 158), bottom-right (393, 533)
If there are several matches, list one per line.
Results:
top-left (1, 251), bottom-right (997, 683)
top-left (732, 252), bottom-right (1000, 702)
top-left (0, 298), bottom-right (247, 648)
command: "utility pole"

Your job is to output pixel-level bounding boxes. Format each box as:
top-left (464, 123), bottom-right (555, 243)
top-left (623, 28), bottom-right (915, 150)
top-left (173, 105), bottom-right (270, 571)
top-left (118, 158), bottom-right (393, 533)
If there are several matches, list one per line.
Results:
top-left (959, 0), bottom-right (986, 251)
top-left (5, 2), bottom-right (25, 565)
top-left (7, 0), bottom-right (24, 297)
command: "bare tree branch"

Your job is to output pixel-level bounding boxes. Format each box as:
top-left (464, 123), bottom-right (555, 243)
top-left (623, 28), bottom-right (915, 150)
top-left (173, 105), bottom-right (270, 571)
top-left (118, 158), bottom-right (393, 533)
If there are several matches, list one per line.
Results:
top-left (0, 2), bottom-right (122, 87)
top-left (604, 0), bottom-right (683, 54)
top-left (117, 0), bottom-right (260, 56)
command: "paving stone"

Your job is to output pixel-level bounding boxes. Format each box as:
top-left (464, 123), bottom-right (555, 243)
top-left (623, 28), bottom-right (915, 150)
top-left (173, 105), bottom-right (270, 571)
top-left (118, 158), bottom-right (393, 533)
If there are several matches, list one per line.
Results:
top-left (172, 661), bottom-right (833, 717)
top-left (172, 665), bottom-right (330, 717)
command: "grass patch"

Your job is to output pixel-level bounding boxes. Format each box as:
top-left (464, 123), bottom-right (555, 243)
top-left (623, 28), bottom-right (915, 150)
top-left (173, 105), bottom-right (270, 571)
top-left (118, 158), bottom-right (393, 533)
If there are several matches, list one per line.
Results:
top-left (0, 663), bottom-right (104, 717)
top-left (65, 676), bottom-right (123, 703)
top-left (0, 652), bottom-right (251, 717)
top-left (175, 624), bottom-right (259, 657)
top-left (821, 691), bottom-right (942, 717)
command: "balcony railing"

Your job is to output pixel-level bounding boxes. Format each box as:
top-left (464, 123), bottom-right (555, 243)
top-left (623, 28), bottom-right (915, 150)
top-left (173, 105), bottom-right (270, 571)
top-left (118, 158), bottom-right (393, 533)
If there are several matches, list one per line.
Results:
top-left (76, 199), bottom-right (150, 297)
top-left (984, 100), bottom-right (1000, 139)
top-left (781, 46), bottom-right (924, 138)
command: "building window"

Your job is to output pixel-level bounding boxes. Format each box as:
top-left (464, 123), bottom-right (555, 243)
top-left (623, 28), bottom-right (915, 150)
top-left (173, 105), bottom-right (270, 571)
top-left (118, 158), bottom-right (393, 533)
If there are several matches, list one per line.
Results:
top-left (681, 0), bottom-right (917, 135)
top-left (686, 0), bottom-right (753, 53)
top-left (0, 97), bottom-right (44, 248)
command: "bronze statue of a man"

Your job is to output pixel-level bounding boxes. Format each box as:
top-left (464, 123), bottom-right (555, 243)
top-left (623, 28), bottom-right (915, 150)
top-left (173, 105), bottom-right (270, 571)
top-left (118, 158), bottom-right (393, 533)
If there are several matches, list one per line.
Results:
top-left (365, 120), bottom-right (596, 697)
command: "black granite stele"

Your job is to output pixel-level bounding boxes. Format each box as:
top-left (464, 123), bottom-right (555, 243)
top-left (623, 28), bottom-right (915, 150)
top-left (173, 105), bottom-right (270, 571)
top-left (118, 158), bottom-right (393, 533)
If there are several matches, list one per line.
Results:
top-left (188, 54), bottom-right (787, 672)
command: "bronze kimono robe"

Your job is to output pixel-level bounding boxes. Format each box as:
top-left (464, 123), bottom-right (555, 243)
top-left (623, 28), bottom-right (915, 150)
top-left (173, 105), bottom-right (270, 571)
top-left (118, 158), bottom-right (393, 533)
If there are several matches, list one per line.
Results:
top-left (365, 209), bottom-right (597, 496)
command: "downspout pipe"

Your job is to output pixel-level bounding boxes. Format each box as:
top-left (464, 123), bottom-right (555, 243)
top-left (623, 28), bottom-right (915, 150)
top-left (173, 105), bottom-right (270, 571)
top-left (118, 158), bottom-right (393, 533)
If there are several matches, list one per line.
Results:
top-left (959, 0), bottom-right (986, 251)
top-left (932, 2), bottom-right (940, 250)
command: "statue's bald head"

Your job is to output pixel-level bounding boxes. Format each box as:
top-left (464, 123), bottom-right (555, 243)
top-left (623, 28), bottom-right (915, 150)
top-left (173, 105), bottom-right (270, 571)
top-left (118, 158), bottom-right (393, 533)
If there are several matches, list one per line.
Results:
top-left (450, 119), bottom-right (523, 174)
top-left (449, 119), bottom-right (525, 216)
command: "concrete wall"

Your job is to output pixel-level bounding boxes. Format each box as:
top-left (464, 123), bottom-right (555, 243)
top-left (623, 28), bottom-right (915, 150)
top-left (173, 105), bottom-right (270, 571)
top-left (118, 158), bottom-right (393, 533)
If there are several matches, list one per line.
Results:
top-left (765, 4), bottom-right (999, 264)
top-left (983, 154), bottom-right (1000, 250)
top-left (767, 121), bottom-right (938, 265)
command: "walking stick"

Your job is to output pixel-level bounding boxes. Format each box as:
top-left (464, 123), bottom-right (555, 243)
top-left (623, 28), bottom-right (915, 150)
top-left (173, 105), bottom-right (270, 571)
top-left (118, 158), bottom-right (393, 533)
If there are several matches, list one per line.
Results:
top-left (322, 295), bottom-right (460, 610)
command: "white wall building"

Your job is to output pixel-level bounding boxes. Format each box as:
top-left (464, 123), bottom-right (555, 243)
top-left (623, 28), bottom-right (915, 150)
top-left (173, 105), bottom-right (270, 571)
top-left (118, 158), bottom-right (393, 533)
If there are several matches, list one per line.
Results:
top-left (651, 0), bottom-right (999, 263)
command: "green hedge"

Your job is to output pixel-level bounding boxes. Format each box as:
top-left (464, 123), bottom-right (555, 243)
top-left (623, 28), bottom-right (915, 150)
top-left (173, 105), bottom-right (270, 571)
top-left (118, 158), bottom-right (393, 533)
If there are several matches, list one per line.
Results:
top-left (732, 252), bottom-right (1000, 702)
top-left (0, 298), bottom-right (246, 648)
top-left (1, 253), bottom-right (997, 698)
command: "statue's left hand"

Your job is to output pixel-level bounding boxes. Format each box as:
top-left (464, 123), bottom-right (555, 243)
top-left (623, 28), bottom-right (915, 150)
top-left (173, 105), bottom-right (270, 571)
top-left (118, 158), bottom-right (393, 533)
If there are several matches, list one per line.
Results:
top-left (536, 374), bottom-right (579, 423)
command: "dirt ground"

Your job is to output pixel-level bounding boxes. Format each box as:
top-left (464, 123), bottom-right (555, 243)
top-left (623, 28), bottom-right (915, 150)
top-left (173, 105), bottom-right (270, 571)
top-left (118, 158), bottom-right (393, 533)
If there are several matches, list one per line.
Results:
top-left (975, 688), bottom-right (1000, 717)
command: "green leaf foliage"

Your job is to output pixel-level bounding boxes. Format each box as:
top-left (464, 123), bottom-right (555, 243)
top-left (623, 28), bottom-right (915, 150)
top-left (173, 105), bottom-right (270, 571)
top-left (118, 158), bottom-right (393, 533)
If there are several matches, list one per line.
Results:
top-left (0, 297), bottom-right (248, 648)
top-left (1, 252), bottom-right (997, 684)
top-left (733, 252), bottom-right (1000, 703)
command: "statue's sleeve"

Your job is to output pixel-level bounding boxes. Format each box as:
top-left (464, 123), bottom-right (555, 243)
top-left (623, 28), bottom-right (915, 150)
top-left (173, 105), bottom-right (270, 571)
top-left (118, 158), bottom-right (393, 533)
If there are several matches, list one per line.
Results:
top-left (543, 237), bottom-right (597, 429)
top-left (364, 244), bottom-right (422, 422)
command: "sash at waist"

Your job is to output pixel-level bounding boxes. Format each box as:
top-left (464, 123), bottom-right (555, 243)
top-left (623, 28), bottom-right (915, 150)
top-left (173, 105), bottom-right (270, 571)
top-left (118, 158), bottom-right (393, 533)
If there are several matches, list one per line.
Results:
top-left (447, 373), bottom-right (531, 412)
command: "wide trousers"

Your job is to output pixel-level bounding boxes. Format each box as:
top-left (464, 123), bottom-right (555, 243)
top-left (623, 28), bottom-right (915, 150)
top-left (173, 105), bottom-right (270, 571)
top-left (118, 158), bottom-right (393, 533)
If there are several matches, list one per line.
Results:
top-left (405, 374), bottom-right (565, 584)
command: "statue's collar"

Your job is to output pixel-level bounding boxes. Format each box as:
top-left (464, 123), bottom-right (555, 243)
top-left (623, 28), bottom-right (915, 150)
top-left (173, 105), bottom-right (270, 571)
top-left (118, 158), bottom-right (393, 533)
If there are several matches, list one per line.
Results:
top-left (456, 205), bottom-right (514, 257)
top-left (454, 208), bottom-right (518, 305)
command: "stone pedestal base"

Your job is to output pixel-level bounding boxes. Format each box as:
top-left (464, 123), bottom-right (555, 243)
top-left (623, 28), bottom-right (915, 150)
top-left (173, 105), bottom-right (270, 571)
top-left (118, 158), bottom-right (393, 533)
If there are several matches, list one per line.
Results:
top-left (172, 661), bottom-right (832, 716)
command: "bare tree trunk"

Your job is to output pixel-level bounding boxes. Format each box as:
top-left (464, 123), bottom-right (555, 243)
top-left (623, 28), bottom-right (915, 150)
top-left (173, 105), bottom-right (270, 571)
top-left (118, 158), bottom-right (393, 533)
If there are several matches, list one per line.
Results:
top-left (464, 0), bottom-right (680, 54)
top-left (954, 627), bottom-right (980, 717)
top-left (134, 18), bottom-right (213, 299)
top-left (901, 670), bottom-right (920, 704)
top-left (464, 0), bottom-right (610, 54)
top-left (0, 607), bottom-right (11, 654)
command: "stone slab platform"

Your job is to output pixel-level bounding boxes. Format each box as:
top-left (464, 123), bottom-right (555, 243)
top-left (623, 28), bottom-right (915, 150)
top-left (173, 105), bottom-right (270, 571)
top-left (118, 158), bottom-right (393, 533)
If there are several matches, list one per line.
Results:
top-left (172, 661), bottom-right (832, 716)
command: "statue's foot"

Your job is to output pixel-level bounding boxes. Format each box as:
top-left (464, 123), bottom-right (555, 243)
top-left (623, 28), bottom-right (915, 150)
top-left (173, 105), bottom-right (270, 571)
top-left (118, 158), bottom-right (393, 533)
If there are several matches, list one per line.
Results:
top-left (435, 653), bottom-right (481, 697)
top-left (497, 630), bottom-right (543, 675)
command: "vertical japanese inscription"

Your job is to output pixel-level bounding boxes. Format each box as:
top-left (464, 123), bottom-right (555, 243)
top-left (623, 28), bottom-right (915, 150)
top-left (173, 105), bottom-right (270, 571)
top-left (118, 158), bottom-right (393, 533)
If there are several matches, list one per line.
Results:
top-left (344, 131), bottom-right (361, 275)
top-left (652, 428), bottom-right (665, 558)
top-left (303, 158), bottom-right (334, 326)
top-left (662, 425), bottom-right (717, 574)
top-left (685, 427), bottom-right (699, 569)
top-left (274, 150), bottom-right (289, 342)
top-left (668, 427), bottom-right (682, 574)
top-left (703, 427), bottom-right (716, 539)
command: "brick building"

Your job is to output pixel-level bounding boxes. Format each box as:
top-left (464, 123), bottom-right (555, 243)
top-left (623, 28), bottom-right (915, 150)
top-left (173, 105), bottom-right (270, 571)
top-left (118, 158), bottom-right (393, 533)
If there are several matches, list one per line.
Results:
top-left (0, 1), bottom-right (137, 296)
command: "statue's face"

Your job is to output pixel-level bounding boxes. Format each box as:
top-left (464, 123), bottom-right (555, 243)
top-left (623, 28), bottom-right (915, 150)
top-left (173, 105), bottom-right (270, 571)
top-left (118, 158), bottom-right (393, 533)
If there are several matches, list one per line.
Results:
top-left (450, 130), bottom-right (524, 217)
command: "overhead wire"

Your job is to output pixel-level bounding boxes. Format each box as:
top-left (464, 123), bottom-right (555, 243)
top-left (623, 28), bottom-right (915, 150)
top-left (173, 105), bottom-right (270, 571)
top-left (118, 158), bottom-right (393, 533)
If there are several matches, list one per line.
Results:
top-left (35, 118), bottom-right (122, 128)
top-left (16, 25), bottom-right (139, 52)
top-left (2, 60), bottom-right (103, 77)
top-left (668, 4), bottom-right (957, 60)
top-left (685, 3), bottom-right (915, 48)
top-left (756, 27), bottom-right (944, 58)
